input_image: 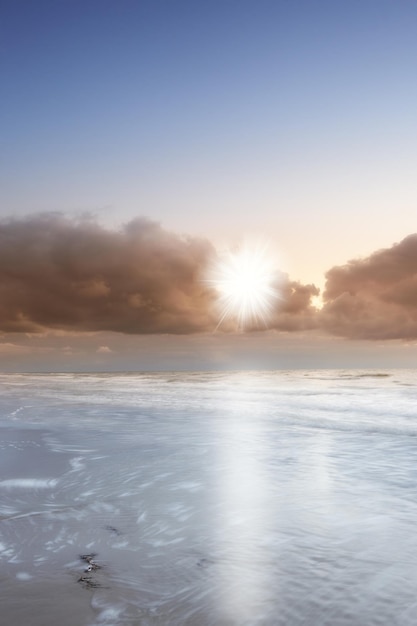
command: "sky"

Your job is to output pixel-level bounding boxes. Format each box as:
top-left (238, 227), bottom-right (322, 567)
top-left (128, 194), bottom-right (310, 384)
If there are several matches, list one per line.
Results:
top-left (1, 0), bottom-right (417, 370)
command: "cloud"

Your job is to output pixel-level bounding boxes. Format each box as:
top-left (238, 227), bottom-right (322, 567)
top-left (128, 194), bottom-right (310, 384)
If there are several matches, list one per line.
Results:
top-left (0, 342), bottom-right (34, 354)
top-left (0, 214), bottom-right (215, 334)
top-left (0, 214), bottom-right (318, 335)
top-left (0, 341), bottom-right (53, 355)
top-left (321, 234), bottom-right (417, 339)
top-left (97, 345), bottom-right (112, 353)
top-left (269, 280), bottom-right (320, 332)
top-left (4, 214), bottom-right (417, 341)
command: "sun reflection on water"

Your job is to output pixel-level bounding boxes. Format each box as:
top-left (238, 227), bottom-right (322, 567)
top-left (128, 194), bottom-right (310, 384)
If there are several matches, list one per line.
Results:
top-left (213, 396), bottom-right (273, 622)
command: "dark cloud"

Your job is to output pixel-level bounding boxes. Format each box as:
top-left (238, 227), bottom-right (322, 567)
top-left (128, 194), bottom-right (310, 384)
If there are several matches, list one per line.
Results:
top-left (268, 280), bottom-right (319, 332)
top-left (0, 214), bottom-right (318, 335)
top-left (321, 234), bottom-right (417, 339)
top-left (1, 214), bottom-right (416, 340)
top-left (0, 214), bottom-right (216, 334)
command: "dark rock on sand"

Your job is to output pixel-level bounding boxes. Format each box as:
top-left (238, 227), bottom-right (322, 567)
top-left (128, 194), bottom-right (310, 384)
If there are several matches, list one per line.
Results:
top-left (104, 525), bottom-right (123, 536)
top-left (77, 575), bottom-right (102, 589)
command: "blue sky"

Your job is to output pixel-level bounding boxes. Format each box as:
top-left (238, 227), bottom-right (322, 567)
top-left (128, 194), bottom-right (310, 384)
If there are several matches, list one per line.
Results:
top-left (2, 1), bottom-right (416, 282)
top-left (1, 1), bottom-right (417, 368)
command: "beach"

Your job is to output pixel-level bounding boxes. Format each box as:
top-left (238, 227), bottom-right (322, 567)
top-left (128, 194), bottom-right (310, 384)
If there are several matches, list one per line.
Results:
top-left (1, 371), bottom-right (417, 625)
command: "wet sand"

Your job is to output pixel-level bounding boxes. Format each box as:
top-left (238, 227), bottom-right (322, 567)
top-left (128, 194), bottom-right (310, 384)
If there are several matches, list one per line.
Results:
top-left (0, 427), bottom-right (69, 485)
top-left (0, 427), bottom-right (96, 625)
top-left (1, 576), bottom-right (96, 626)
top-left (2, 371), bottom-right (417, 625)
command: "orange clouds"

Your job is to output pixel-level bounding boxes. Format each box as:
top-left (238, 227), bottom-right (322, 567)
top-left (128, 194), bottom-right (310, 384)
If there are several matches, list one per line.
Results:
top-left (0, 214), bottom-right (216, 334)
top-left (321, 234), bottom-right (417, 339)
top-left (1, 214), bottom-right (415, 340)
top-left (272, 280), bottom-right (319, 331)
top-left (0, 214), bottom-right (317, 335)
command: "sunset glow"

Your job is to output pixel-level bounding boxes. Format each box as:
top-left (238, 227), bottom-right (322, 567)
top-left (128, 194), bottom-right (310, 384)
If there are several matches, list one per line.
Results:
top-left (209, 245), bottom-right (281, 330)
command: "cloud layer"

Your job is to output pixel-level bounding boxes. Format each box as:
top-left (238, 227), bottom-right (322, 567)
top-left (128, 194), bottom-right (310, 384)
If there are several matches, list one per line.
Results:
top-left (0, 214), bottom-right (317, 335)
top-left (0, 214), bottom-right (216, 334)
top-left (1, 214), bottom-right (414, 340)
top-left (321, 234), bottom-right (417, 339)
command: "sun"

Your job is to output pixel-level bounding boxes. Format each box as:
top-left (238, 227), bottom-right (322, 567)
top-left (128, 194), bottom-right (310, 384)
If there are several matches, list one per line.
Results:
top-left (208, 243), bottom-right (281, 330)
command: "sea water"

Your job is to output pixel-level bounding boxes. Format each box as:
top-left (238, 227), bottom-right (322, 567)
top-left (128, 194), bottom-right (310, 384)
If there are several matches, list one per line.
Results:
top-left (0, 370), bottom-right (417, 625)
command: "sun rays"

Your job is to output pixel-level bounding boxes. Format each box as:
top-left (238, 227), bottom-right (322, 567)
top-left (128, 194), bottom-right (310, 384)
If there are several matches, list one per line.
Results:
top-left (207, 243), bottom-right (282, 330)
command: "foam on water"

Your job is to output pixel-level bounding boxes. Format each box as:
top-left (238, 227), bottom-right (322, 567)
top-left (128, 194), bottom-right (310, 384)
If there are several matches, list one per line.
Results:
top-left (0, 370), bottom-right (417, 625)
top-left (0, 478), bottom-right (58, 489)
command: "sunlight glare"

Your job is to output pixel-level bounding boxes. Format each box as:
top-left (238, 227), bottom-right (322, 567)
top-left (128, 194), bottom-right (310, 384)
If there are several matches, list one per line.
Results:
top-left (209, 244), bottom-right (281, 330)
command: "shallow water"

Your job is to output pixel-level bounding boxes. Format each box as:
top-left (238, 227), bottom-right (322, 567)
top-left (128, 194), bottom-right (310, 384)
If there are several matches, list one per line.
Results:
top-left (1, 370), bottom-right (417, 625)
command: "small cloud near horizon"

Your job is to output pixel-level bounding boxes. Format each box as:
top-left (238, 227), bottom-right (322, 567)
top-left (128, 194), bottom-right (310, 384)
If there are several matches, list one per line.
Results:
top-left (97, 345), bottom-right (112, 353)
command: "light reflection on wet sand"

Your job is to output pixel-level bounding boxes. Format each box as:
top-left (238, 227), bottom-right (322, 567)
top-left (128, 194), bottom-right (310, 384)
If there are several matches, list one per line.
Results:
top-left (213, 404), bottom-right (273, 624)
top-left (0, 371), bottom-right (417, 624)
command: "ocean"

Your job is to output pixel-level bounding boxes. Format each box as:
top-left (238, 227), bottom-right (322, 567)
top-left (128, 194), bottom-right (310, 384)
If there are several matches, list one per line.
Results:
top-left (0, 370), bottom-right (416, 625)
